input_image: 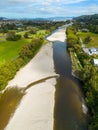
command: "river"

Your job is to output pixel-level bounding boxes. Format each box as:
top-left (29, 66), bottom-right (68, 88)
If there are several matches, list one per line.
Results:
top-left (53, 41), bottom-right (89, 130)
top-left (0, 26), bottom-right (89, 130)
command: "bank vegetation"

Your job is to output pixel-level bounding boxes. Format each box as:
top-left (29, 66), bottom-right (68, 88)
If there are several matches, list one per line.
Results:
top-left (67, 25), bottom-right (98, 130)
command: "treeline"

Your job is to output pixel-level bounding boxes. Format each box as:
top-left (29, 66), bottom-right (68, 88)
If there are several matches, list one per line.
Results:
top-left (74, 14), bottom-right (98, 25)
top-left (74, 14), bottom-right (98, 34)
top-left (66, 26), bottom-right (79, 48)
top-left (22, 20), bottom-right (66, 32)
top-left (66, 25), bottom-right (98, 129)
top-left (0, 20), bottom-right (66, 34)
top-left (0, 23), bottom-right (17, 33)
top-left (74, 22), bottom-right (98, 34)
top-left (0, 37), bottom-right (44, 91)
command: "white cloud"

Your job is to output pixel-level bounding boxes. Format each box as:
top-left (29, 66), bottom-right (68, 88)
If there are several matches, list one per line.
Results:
top-left (9, 0), bottom-right (87, 4)
top-left (42, 1), bottom-right (51, 5)
top-left (9, 0), bottom-right (36, 2)
top-left (0, 0), bottom-right (98, 18)
top-left (60, 4), bottom-right (98, 16)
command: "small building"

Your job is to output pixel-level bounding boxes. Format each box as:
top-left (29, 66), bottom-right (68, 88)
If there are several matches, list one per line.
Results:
top-left (89, 48), bottom-right (98, 55)
top-left (15, 23), bottom-right (23, 27)
top-left (81, 28), bottom-right (89, 32)
top-left (93, 59), bottom-right (98, 66)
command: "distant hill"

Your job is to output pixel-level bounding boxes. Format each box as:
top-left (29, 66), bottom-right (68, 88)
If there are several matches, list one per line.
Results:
top-left (20, 17), bottom-right (73, 21)
top-left (0, 17), bottom-right (8, 20)
top-left (74, 14), bottom-right (98, 24)
top-left (0, 16), bottom-right (73, 21)
top-left (32, 17), bottom-right (73, 21)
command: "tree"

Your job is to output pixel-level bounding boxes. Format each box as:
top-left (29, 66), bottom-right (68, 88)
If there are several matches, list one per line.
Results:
top-left (95, 25), bottom-right (98, 33)
top-left (29, 27), bottom-right (37, 34)
top-left (24, 32), bottom-right (29, 38)
top-left (67, 35), bottom-right (78, 48)
top-left (6, 31), bottom-right (21, 41)
top-left (84, 36), bottom-right (92, 44)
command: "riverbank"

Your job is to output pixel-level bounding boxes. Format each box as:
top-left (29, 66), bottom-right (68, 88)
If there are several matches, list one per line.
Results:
top-left (68, 48), bottom-right (82, 80)
top-left (46, 27), bottom-right (66, 42)
top-left (3, 43), bottom-right (57, 130)
top-left (4, 26), bottom-right (67, 130)
top-left (7, 43), bottom-right (57, 88)
top-left (52, 27), bottom-right (89, 129)
top-left (66, 24), bottom-right (98, 129)
top-left (0, 37), bottom-right (44, 91)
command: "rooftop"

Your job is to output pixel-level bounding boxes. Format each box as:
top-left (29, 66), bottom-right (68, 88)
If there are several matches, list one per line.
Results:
top-left (93, 59), bottom-right (98, 66)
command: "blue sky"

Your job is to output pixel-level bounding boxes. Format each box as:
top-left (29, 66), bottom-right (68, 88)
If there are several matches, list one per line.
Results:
top-left (0, 0), bottom-right (98, 18)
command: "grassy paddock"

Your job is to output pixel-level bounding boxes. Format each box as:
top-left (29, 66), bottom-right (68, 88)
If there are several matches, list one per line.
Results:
top-left (0, 37), bottom-right (44, 91)
top-left (0, 38), bottom-right (32, 64)
top-left (78, 32), bottom-right (98, 48)
top-left (0, 28), bottom-right (48, 90)
top-left (0, 30), bottom-right (47, 65)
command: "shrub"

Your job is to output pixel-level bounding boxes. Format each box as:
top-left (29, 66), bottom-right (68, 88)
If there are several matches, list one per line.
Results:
top-left (24, 32), bottom-right (29, 38)
top-left (6, 31), bottom-right (21, 41)
top-left (84, 36), bottom-right (92, 44)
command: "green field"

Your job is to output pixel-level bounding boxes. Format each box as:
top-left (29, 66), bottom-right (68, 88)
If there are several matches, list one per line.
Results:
top-left (0, 30), bottom-right (47, 65)
top-left (78, 32), bottom-right (98, 48)
top-left (16, 31), bottom-right (27, 36)
top-left (0, 33), bottom-right (3, 36)
top-left (0, 38), bottom-right (32, 64)
top-left (17, 30), bottom-right (46, 35)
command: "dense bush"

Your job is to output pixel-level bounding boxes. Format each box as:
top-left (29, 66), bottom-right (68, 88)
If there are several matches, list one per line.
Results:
top-left (66, 27), bottom-right (79, 48)
top-left (67, 36), bottom-right (78, 48)
top-left (19, 37), bottom-right (43, 60)
top-left (6, 31), bottom-right (21, 41)
top-left (80, 65), bottom-right (98, 130)
top-left (29, 28), bottom-right (37, 34)
top-left (84, 36), bottom-right (92, 44)
top-left (24, 32), bottom-right (29, 38)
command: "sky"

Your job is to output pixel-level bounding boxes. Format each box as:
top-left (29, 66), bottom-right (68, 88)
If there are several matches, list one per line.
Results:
top-left (0, 0), bottom-right (98, 18)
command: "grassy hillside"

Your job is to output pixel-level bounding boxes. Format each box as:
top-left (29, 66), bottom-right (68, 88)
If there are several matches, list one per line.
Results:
top-left (74, 14), bottom-right (98, 25)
